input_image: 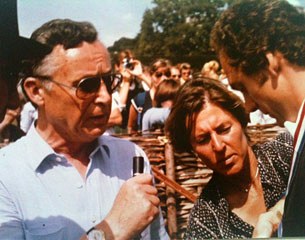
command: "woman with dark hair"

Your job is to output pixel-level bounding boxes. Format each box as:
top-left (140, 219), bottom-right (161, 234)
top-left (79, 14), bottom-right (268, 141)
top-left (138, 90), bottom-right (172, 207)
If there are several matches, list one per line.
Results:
top-left (127, 59), bottom-right (171, 133)
top-left (142, 79), bottom-right (180, 132)
top-left (166, 77), bottom-right (293, 239)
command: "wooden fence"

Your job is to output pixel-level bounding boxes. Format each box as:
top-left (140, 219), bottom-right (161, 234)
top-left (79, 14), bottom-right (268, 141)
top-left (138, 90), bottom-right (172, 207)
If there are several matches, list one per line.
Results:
top-left (0, 124), bottom-right (287, 239)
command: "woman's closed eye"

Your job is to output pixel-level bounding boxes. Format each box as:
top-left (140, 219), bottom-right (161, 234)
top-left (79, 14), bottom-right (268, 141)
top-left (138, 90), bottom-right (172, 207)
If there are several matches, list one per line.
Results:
top-left (216, 125), bottom-right (231, 135)
top-left (196, 134), bottom-right (210, 144)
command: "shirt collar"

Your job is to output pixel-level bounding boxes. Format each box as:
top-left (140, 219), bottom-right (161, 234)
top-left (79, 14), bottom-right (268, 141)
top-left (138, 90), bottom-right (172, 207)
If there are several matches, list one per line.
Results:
top-left (284, 100), bottom-right (305, 136)
top-left (25, 124), bottom-right (57, 171)
top-left (26, 125), bottom-right (111, 171)
top-left (96, 136), bottom-right (110, 157)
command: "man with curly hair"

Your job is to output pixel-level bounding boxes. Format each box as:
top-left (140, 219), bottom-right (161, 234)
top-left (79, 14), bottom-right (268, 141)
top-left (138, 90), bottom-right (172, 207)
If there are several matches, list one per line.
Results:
top-left (211, 0), bottom-right (305, 237)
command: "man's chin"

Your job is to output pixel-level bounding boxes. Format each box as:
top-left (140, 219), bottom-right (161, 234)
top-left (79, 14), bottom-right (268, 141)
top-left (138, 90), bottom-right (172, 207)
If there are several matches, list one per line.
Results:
top-left (88, 128), bottom-right (106, 137)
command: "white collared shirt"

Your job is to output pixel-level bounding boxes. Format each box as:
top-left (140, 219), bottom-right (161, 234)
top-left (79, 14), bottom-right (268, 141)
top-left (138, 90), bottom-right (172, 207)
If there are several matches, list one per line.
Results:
top-left (285, 100), bottom-right (305, 190)
top-left (0, 126), bottom-right (168, 239)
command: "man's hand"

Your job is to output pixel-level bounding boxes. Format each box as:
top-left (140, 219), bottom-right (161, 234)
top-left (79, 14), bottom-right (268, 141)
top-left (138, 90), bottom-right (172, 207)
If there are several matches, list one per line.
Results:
top-left (253, 198), bottom-right (285, 238)
top-left (94, 174), bottom-right (160, 240)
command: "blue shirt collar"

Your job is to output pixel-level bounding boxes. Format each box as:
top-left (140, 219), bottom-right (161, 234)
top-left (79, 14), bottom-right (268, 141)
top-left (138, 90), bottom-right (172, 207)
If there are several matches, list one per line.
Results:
top-left (25, 124), bottom-right (110, 171)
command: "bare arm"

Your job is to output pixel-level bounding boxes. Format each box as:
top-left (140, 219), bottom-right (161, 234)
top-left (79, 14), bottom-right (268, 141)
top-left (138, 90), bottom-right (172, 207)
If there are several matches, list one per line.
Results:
top-left (0, 107), bottom-right (21, 133)
top-left (127, 104), bottom-right (138, 134)
top-left (127, 60), bottom-right (152, 88)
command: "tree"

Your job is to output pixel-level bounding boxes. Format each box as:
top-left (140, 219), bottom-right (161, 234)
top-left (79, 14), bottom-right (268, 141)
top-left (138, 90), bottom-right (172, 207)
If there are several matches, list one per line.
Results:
top-left (136, 0), bottom-right (234, 69)
top-left (109, 0), bottom-right (235, 70)
top-left (108, 37), bottom-right (137, 53)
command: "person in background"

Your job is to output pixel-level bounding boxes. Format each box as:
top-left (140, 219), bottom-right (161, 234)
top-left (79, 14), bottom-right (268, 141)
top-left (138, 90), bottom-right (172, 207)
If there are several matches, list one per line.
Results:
top-left (142, 79), bottom-right (180, 132)
top-left (166, 77), bottom-right (293, 239)
top-left (104, 75), bottom-right (124, 135)
top-left (170, 66), bottom-right (181, 83)
top-left (178, 62), bottom-right (192, 85)
top-left (19, 100), bottom-right (37, 133)
top-left (0, 19), bottom-right (168, 240)
top-left (0, 106), bottom-right (23, 143)
top-left (0, 0), bottom-right (50, 125)
top-left (128, 59), bottom-right (171, 133)
top-left (113, 49), bottom-right (151, 130)
top-left (210, 0), bottom-right (305, 236)
top-left (201, 60), bottom-right (220, 80)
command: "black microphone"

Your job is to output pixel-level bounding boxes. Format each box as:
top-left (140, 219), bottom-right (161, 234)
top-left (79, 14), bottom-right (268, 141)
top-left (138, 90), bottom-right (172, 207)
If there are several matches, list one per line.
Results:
top-left (132, 156), bottom-right (145, 240)
top-left (133, 156), bottom-right (144, 177)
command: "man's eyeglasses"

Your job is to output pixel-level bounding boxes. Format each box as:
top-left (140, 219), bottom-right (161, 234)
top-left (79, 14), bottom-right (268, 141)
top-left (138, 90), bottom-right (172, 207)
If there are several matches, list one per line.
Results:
top-left (34, 73), bottom-right (122, 99)
top-left (155, 71), bottom-right (171, 78)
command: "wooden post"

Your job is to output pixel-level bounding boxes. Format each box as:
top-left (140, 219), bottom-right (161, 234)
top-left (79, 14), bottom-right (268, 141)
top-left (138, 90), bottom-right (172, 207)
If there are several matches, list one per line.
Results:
top-left (165, 143), bottom-right (178, 239)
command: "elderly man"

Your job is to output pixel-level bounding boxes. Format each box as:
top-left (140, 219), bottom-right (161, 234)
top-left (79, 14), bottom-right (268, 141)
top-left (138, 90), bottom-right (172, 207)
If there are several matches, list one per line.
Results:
top-left (211, 0), bottom-right (305, 237)
top-left (0, 19), bottom-right (168, 240)
top-left (0, 0), bottom-right (50, 122)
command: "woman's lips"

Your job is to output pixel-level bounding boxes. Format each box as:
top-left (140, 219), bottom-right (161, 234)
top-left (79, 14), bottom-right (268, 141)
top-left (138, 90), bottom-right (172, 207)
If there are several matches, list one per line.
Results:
top-left (219, 154), bottom-right (235, 165)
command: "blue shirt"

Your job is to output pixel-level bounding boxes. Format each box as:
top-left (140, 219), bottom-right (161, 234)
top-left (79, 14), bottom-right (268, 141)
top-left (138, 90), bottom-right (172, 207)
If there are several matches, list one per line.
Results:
top-left (0, 125), bottom-right (168, 239)
top-left (142, 108), bottom-right (171, 132)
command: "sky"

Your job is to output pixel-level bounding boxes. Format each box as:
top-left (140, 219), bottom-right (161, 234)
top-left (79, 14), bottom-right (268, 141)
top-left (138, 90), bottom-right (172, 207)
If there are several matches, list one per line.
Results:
top-left (18, 0), bottom-right (154, 47)
top-left (18, 0), bottom-right (305, 48)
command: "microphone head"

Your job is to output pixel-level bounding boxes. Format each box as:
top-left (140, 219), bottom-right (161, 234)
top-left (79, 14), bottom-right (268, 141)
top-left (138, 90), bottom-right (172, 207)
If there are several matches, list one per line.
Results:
top-left (133, 156), bottom-right (144, 176)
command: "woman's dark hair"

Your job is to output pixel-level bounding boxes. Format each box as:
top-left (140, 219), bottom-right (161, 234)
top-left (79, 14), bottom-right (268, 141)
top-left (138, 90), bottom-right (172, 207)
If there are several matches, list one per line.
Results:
top-left (165, 76), bottom-right (247, 152)
top-left (154, 79), bottom-right (180, 107)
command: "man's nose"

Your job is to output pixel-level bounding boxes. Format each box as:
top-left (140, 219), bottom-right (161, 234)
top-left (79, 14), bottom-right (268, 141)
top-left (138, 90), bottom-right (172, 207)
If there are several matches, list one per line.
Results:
top-left (94, 80), bottom-right (111, 103)
top-left (244, 94), bottom-right (258, 113)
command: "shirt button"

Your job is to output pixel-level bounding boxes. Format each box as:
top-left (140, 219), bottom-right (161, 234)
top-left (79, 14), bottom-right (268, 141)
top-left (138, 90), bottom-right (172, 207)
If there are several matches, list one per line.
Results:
top-left (76, 183), bottom-right (83, 188)
top-left (91, 215), bottom-right (97, 223)
top-left (55, 157), bottom-right (62, 162)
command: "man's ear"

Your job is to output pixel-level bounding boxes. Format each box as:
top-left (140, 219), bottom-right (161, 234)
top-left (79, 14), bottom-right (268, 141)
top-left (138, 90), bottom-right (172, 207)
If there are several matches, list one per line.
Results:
top-left (266, 52), bottom-right (281, 77)
top-left (22, 77), bottom-right (45, 106)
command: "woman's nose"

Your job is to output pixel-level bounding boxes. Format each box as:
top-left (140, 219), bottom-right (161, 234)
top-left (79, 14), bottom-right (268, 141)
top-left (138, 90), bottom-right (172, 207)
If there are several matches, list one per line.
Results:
top-left (211, 134), bottom-right (225, 151)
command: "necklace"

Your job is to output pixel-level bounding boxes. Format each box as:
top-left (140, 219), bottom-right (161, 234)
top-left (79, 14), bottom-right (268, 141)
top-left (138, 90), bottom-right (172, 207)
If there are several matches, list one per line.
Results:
top-left (219, 165), bottom-right (260, 194)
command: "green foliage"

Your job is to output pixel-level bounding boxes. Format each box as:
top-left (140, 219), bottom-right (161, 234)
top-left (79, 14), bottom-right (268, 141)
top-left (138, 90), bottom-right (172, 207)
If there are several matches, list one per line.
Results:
top-left (108, 0), bottom-right (234, 70)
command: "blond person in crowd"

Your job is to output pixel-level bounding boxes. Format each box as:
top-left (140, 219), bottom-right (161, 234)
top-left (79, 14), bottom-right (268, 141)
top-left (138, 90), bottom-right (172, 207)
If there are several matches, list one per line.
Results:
top-left (178, 62), bottom-right (192, 85)
top-left (201, 60), bottom-right (220, 80)
top-left (170, 66), bottom-right (181, 83)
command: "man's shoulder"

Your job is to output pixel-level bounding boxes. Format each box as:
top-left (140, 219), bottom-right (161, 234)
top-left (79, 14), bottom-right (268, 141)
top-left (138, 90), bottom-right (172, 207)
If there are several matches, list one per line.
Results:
top-left (98, 135), bottom-right (141, 151)
top-left (0, 137), bottom-right (29, 180)
top-left (0, 137), bottom-right (27, 161)
top-left (98, 135), bottom-right (147, 158)
top-left (99, 135), bottom-right (136, 146)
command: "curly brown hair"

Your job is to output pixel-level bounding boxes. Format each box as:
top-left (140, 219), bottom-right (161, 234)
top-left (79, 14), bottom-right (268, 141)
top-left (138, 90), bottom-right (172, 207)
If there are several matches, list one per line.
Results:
top-left (165, 76), bottom-right (247, 153)
top-left (211, 0), bottom-right (305, 76)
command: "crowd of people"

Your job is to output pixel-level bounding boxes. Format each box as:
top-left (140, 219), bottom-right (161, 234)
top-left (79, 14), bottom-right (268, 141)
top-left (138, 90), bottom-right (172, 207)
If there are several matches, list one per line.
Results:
top-left (1, 0), bottom-right (305, 239)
